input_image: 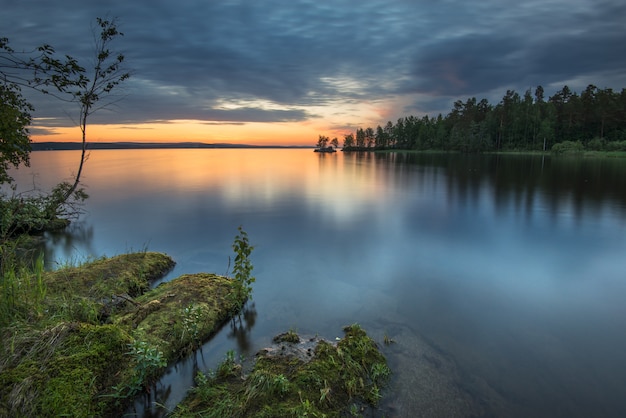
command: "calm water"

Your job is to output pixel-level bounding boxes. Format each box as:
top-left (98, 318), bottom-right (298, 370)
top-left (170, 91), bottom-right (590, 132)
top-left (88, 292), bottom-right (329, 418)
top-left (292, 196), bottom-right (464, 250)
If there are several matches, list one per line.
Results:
top-left (10, 149), bottom-right (626, 417)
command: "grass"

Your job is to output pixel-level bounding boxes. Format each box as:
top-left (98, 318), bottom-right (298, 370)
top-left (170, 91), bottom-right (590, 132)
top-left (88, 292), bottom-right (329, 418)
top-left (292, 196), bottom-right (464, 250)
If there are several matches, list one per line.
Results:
top-left (173, 324), bottom-right (391, 417)
top-left (0, 251), bottom-right (180, 416)
top-left (0, 250), bottom-right (251, 416)
top-left (0, 322), bottom-right (133, 417)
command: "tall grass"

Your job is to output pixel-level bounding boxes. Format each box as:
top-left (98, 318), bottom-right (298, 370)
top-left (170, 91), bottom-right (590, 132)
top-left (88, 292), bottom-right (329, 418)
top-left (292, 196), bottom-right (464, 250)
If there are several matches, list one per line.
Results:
top-left (0, 243), bottom-right (47, 327)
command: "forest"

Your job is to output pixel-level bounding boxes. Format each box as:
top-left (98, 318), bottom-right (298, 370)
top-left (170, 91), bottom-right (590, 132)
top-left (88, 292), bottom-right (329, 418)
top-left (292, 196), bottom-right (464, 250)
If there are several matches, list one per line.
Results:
top-left (339, 85), bottom-right (626, 153)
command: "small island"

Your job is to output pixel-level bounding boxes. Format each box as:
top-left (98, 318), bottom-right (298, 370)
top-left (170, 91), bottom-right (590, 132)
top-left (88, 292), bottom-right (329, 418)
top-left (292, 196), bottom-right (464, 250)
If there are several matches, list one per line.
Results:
top-left (314, 146), bottom-right (337, 153)
top-left (314, 135), bottom-right (339, 153)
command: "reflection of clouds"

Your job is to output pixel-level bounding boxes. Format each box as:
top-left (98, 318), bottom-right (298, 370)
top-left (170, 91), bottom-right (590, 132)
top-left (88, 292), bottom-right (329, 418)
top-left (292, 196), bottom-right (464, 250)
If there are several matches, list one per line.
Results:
top-left (14, 148), bottom-right (626, 417)
top-left (212, 151), bottom-right (387, 224)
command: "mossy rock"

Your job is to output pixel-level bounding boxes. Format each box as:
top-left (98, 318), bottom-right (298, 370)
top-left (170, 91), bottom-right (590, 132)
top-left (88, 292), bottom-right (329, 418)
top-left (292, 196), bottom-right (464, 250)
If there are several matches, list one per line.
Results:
top-left (45, 252), bottom-right (175, 298)
top-left (173, 324), bottom-right (391, 417)
top-left (113, 273), bottom-right (244, 361)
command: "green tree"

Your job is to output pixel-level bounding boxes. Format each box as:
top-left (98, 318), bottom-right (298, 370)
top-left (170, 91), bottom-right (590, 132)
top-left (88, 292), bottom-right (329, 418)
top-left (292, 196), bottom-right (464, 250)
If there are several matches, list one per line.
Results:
top-left (384, 120), bottom-right (395, 148)
top-left (364, 127), bottom-right (375, 148)
top-left (231, 226), bottom-right (255, 308)
top-left (374, 125), bottom-right (386, 148)
top-left (316, 135), bottom-right (329, 149)
top-left (342, 132), bottom-right (354, 148)
top-left (355, 128), bottom-right (365, 148)
top-left (0, 84), bottom-right (32, 184)
top-left (328, 82), bottom-right (626, 154)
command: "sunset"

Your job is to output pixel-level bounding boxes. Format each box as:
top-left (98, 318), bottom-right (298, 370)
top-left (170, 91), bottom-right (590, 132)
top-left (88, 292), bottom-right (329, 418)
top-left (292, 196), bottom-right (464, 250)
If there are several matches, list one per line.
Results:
top-left (3, 2), bottom-right (626, 417)
top-left (3, 1), bottom-right (625, 146)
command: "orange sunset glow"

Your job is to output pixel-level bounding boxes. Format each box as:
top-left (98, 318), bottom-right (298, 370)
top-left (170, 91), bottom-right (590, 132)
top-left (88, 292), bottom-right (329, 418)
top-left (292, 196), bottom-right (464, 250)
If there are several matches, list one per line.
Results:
top-left (29, 96), bottom-right (399, 146)
top-left (31, 121), bottom-right (325, 146)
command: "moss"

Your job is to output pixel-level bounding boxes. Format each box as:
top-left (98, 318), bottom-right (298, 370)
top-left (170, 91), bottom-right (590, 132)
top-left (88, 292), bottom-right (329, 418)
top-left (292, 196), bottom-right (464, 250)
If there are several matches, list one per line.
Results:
top-left (40, 252), bottom-right (175, 323)
top-left (174, 324), bottom-right (391, 418)
top-left (45, 252), bottom-right (175, 298)
top-left (0, 252), bottom-right (181, 417)
top-left (0, 322), bottom-right (133, 417)
top-left (114, 273), bottom-right (244, 361)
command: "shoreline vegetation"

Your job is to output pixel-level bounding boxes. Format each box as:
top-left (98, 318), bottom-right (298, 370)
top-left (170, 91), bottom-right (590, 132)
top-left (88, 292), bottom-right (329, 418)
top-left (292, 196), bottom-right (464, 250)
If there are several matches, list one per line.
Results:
top-left (0, 242), bottom-right (390, 417)
top-left (30, 141), bottom-right (626, 158)
top-left (322, 84), bottom-right (626, 156)
top-left (350, 147), bottom-right (626, 158)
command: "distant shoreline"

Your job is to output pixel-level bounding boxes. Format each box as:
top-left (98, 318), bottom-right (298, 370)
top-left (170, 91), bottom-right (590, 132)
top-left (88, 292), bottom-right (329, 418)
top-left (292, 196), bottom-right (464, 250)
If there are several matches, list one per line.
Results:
top-left (30, 142), bottom-right (314, 151)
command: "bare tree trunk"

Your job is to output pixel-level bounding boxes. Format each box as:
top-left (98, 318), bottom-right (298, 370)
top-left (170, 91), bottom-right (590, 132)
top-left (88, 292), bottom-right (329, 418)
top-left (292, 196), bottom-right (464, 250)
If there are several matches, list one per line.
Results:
top-left (62, 109), bottom-right (88, 203)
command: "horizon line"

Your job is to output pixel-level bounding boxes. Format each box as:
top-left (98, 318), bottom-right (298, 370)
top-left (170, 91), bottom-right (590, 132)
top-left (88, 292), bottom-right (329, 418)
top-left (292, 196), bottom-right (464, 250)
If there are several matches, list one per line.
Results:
top-left (31, 141), bottom-right (316, 151)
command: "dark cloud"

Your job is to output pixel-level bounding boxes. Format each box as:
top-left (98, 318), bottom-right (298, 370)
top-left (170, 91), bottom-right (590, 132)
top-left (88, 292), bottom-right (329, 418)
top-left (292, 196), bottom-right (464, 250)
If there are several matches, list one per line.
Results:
top-left (2, 0), bottom-right (625, 128)
top-left (408, 35), bottom-right (524, 96)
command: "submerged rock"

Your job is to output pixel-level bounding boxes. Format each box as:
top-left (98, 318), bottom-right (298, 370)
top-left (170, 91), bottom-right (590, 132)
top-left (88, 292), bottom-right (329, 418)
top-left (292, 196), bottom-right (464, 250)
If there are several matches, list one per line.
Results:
top-left (262, 332), bottom-right (332, 363)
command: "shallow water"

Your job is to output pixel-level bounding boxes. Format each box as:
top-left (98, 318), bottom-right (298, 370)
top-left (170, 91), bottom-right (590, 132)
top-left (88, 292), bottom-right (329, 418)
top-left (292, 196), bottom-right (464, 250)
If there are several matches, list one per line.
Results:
top-left (10, 149), bottom-right (626, 417)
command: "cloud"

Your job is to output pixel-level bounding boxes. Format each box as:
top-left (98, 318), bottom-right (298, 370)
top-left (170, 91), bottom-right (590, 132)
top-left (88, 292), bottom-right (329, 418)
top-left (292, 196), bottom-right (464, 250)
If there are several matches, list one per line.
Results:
top-left (2, 0), bottom-right (625, 130)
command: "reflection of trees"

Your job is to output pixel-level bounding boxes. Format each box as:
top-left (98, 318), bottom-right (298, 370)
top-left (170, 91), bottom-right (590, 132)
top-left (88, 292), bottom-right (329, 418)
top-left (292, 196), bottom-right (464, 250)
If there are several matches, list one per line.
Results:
top-left (369, 152), bottom-right (626, 221)
top-left (40, 221), bottom-right (95, 268)
top-left (228, 303), bottom-right (257, 354)
top-left (127, 304), bottom-right (258, 418)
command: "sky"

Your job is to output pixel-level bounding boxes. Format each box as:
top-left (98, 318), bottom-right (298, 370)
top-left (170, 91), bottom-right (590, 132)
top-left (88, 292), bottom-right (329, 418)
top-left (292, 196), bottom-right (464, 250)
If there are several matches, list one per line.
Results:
top-left (2, 0), bottom-right (626, 146)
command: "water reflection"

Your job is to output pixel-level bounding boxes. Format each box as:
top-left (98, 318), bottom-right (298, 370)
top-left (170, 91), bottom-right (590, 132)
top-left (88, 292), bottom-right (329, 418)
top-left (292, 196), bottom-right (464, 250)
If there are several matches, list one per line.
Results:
top-left (129, 302), bottom-right (258, 417)
top-left (228, 303), bottom-right (258, 353)
top-left (42, 222), bottom-right (95, 267)
top-left (10, 149), bottom-right (626, 417)
top-left (370, 152), bottom-right (626, 221)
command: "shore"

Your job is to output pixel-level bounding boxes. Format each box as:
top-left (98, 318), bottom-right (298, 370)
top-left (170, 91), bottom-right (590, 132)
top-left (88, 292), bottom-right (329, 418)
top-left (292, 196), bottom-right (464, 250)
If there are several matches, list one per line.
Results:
top-left (0, 252), bottom-right (393, 417)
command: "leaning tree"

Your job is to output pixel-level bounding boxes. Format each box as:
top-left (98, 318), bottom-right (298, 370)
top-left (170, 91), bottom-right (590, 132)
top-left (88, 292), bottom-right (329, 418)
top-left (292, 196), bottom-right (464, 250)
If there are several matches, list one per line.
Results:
top-left (0, 17), bottom-right (130, 235)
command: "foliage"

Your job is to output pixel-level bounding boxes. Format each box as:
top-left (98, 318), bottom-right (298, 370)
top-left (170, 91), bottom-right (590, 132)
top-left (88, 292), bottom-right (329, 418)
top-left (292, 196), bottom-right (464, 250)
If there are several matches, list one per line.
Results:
top-left (52, 17), bottom-right (130, 204)
top-left (0, 242), bottom-right (256, 416)
top-left (340, 84), bottom-right (626, 153)
top-left (551, 140), bottom-right (585, 154)
top-left (230, 226), bottom-right (255, 309)
top-left (316, 134), bottom-right (329, 149)
top-left (0, 246), bottom-right (46, 328)
top-left (0, 84), bottom-right (33, 184)
top-left (0, 251), bottom-right (179, 416)
top-left (0, 322), bottom-right (133, 417)
top-left (181, 304), bottom-right (203, 347)
top-left (0, 17), bottom-right (130, 236)
top-left (114, 340), bottom-right (167, 398)
top-left (605, 140), bottom-right (626, 152)
top-left (0, 185), bottom-right (86, 239)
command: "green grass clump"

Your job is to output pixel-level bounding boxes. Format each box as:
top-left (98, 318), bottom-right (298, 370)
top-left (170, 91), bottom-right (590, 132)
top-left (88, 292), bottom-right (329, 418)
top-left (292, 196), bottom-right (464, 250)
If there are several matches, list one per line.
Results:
top-left (174, 324), bottom-right (391, 417)
top-left (0, 252), bottom-right (176, 417)
top-left (0, 322), bottom-right (133, 417)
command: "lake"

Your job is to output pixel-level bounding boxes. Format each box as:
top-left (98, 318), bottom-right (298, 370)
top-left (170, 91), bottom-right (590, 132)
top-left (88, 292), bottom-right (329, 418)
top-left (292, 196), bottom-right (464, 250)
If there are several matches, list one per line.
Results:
top-left (10, 149), bottom-right (626, 417)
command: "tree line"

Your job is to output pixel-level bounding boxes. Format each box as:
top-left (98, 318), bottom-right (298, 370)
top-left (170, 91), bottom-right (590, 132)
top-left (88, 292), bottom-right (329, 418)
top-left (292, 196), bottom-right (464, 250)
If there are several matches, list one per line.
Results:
top-left (340, 85), bottom-right (626, 153)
